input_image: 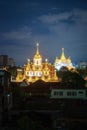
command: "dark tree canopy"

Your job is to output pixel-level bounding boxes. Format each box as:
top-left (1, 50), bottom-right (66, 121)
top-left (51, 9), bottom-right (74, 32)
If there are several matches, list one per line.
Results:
top-left (62, 71), bottom-right (85, 87)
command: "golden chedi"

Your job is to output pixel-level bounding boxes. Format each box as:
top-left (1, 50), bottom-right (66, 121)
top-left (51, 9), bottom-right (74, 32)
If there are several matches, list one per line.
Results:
top-left (54, 48), bottom-right (74, 70)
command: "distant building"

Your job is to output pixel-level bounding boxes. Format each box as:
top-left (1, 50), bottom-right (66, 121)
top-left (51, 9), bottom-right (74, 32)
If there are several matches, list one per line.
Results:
top-left (54, 48), bottom-right (74, 70)
top-left (50, 87), bottom-right (87, 100)
top-left (16, 43), bottom-right (58, 83)
top-left (0, 55), bottom-right (8, 67)
top-left (8, 58), bottom-right (15, 67)
top-left (79, 62), bottom-right (87, 69)
top-left (0, 55), bottom-right (15, 68)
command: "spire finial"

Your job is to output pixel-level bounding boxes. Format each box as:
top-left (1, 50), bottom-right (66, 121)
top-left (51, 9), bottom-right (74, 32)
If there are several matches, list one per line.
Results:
top-left (61, 47), bottom-right (66, 60)
top-left (37, 43), bottom-right (39, 46)
top-left (62, 48), bottom-right (64, 55)
top-left (62, 48), bottom-right (64, 52)
top-left (45, 58), bottom-right (48, 62)
top-left (27, 59), bottom-right (30, 64)
top-left (36, 43), bottom-right (39, 54)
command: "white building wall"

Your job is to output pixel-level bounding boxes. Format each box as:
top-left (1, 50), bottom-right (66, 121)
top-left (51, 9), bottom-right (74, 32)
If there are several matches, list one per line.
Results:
top-left (50, 89), bottom-right (87, 99)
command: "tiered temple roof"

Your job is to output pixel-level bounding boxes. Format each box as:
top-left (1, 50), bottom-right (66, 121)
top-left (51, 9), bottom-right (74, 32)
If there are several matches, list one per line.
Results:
top-left (16, 43), bottom-right (58, 83)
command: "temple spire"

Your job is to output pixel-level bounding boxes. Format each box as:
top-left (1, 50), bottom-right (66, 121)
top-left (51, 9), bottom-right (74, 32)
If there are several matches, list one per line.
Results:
top-left (36, 43), bottom-right (39, 55)
top-left (61, 48), bottom-right (66, 60)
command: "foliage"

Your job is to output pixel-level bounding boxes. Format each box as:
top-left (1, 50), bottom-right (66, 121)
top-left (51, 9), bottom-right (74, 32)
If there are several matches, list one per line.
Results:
top-left (62, 71), bottom-right (85, 87)
top-left (8, 66), bottom-right (17, 77)
top-left (77, 68), bottom-right (87, 78)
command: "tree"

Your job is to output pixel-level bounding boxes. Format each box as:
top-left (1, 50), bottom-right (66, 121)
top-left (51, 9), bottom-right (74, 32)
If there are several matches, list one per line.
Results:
top-left (62, 71), bottom-right (85, 87)
top-left (8, 66), bottom-right (17, 77)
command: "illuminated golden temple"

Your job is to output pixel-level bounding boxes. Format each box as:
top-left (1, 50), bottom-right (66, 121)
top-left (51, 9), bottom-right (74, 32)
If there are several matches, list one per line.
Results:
top-left (16, 43), bottom-right (58, 83)
top-left (54, 48), bottom-right (74, 70)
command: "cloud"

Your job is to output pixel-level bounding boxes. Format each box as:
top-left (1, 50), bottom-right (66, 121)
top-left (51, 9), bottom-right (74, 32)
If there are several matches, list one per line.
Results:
top-left (37, 9), bottom-right (87, 43)
top-left (0, 8), bottom-right (87, 65)
top-left (34, 9), bottom-right (87, 62)
top-left (0, 26), bottom-right (35, 65)
top-left (38, 9), bottom-right (87, 24)
top-left (70, 9), bottom-right (87, 24)
top-left (38, 13), bottom-right (71, 24)
top-left (0, 27), bottom-right (32, 40)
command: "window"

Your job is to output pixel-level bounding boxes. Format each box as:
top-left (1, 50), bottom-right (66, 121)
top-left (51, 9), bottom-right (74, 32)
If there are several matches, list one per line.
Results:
top-left (54, 91), bottom-right (63, 96)
top-left (67, 91), bottom-right (77, 96)
top-left (72, 92), bottom-right (77, 96)
top-left (67, 92), bottom-right (71, 96)
top-left (54, 91), bottom-right (57, 95)
top-left (78, 91), bottom-right (83, 94)
top-left (59, 91), bottom-right (63, 96)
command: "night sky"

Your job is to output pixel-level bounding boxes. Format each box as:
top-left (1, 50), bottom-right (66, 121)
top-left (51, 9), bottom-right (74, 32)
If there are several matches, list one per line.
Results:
top-left (0, 0), bottom-right (87, 65)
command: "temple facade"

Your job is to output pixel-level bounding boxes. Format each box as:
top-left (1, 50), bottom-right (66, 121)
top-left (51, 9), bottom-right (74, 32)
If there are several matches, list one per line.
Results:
top-left (54, 48), bottom-right (74, 70)
top-left (16, 43), bottom-right (58, 83)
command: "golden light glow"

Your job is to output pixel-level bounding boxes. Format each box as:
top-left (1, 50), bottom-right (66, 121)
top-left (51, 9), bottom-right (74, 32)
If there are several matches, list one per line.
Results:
top-left (54, 48), bottom-right (74, 70)
top-left (16, 44), bottom-right (58, 83)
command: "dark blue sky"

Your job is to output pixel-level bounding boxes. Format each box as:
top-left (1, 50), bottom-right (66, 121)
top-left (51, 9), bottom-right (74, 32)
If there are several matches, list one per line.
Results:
top-left (0, 0), bottom-right (87, 65)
